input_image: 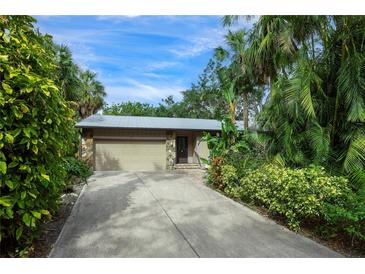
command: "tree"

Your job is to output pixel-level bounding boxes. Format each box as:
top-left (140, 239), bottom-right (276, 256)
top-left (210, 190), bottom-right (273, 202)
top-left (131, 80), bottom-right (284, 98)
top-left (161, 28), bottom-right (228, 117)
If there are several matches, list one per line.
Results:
top-left (0, 16), bottom-right (76, 251)
top-left (54, 44), bottom-right (81, 102)
top-left (104, 101), bottom-right (160, 116)
top-left (247, 16), bottom-right (365, 190)
top-left (78, 70), bottom-right (106, 119)
top-left (215, 30), bottom-right (260, 129)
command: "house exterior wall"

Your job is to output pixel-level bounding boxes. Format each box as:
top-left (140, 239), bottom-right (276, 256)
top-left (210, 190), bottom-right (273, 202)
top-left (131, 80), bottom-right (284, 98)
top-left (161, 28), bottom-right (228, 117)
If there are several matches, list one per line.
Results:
top-left (82, 127), bottom-right (212, 170)
top-left (93, 128), bottom-right (166, 140)
top-left (193, 133), bottom-right (209, 164)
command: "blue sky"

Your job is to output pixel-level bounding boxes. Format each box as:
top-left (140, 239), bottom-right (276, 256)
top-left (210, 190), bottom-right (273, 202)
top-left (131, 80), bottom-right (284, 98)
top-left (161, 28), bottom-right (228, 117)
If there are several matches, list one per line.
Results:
top-left (35, 16), bottom-right (251, 105)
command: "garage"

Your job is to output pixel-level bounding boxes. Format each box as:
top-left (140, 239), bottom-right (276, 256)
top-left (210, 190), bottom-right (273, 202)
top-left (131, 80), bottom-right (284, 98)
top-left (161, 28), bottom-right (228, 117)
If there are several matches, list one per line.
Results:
top-left (94, 139), bottom-right (166, 171)
top-left (77, 115), bottom-right (225, 171)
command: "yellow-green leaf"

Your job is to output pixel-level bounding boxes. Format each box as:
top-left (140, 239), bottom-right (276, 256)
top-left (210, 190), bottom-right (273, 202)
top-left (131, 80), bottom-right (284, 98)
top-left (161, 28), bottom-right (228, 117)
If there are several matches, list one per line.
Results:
top-left (31, 211), bottom-right (41, 219)
top-left (23, 128), bottom-right (31, 138)
top-left (2, 83), bottom-right (13, 94)
top-left (0, 161), bottom-right (6, 174)
top-left (41, 173), bottom-right (50, 181)
top-left (22, 213), bottom-right (31, 227)
top-left (0, 195), bottom-right (12, 207)
top-left (0, 55), bottom-right (8, 62)
top-left (40, 209), bottom-right (50, 215)
top-left (5, 133), bottom-right (14, 144)
top-left (5, 180), bottom-right (14, 190)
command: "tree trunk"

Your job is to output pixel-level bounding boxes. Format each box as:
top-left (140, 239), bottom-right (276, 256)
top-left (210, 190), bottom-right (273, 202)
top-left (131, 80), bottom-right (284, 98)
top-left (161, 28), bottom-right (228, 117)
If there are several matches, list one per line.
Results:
top-left (242, 92), bottom-right (249, 130)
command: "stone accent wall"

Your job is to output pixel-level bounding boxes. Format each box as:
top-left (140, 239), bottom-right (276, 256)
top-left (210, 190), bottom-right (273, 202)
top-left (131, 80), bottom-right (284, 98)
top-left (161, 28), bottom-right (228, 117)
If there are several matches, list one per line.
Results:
top-left (166, 131), bottom-right (176, 170)
top-left (81, 129), bottom-right (94, 168)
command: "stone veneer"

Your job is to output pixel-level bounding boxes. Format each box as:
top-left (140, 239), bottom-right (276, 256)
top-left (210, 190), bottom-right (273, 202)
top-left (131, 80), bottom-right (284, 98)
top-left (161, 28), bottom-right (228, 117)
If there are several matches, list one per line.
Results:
top-left (166, 131), bottom-right (176, 170)
top-left (81, 129), bottom-right (94, 168)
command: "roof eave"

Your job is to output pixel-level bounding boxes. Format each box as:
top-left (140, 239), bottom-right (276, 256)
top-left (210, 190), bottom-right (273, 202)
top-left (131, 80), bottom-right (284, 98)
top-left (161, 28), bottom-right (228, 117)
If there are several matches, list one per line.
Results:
top-left (76, 124), bottom-right (221, 131)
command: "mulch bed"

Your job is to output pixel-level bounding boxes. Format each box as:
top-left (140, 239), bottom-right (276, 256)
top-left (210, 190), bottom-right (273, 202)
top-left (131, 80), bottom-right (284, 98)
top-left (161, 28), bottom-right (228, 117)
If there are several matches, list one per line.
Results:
top-left (29, 183), bottom-right (85, 258)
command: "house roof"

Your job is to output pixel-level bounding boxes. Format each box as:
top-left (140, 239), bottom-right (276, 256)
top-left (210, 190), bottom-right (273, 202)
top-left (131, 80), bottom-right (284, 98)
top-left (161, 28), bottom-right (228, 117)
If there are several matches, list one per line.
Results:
top-left (76, 115), bottom-right (243, 131)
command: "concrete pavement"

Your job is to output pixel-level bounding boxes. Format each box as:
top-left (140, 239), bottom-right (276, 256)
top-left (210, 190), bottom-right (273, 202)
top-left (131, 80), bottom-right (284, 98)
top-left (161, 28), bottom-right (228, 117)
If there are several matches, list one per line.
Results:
top-left (49, 171), bottom-right (342, 257)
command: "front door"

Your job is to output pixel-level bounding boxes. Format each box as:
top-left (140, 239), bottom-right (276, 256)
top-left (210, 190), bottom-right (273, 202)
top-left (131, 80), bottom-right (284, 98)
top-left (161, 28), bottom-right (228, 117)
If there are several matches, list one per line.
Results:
top-left (176, 136), bottom-right (188, 163)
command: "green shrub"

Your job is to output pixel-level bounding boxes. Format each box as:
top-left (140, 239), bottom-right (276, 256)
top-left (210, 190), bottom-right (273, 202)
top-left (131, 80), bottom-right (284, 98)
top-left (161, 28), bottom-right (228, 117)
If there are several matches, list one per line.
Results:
top-left (0, 16), bottom-right (76, 252)
top-left (221, 164), bottom-right (238, 187)
top-left (237, 164), bottom-right (352, 230)
top-left (225, 151), bottom-right (267, 178)
top-left (63, 157), bottom-right (92, 184)
top-left (322, 194), bottom-right (365, 242)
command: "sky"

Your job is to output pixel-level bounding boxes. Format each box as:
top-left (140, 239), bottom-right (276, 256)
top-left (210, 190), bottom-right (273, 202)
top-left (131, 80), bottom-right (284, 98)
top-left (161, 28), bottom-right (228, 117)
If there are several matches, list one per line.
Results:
top-left (35, 16), bottom-right (252, 105)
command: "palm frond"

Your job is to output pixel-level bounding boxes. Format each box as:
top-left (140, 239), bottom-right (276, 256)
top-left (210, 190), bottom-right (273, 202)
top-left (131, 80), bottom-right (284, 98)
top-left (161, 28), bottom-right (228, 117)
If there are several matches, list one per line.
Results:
top-left (343, 134), bottom-right (365, 175)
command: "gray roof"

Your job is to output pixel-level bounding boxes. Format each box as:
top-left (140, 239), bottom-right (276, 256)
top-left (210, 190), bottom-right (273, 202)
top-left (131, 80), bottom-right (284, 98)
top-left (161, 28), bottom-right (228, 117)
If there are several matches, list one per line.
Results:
top-left (76, 115), bottom-right (243, 131)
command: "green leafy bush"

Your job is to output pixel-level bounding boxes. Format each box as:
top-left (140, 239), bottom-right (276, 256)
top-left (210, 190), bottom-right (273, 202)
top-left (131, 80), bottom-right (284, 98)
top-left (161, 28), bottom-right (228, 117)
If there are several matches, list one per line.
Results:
top-left (235, 165), bottom-right (350, 227)
top-left (63, 157), bottom-right (92, 183)
top-left (0, 16), bottom-right (76, 251)
top-left (322, 194), bottom-right (365, 242)
top-left (221, 164), bottom-right (238, 188)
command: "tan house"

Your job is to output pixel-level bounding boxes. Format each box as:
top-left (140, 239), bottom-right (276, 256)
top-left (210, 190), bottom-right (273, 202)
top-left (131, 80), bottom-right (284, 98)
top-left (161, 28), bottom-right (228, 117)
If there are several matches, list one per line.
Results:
top-left (76, 115), bottom-right (224, 171)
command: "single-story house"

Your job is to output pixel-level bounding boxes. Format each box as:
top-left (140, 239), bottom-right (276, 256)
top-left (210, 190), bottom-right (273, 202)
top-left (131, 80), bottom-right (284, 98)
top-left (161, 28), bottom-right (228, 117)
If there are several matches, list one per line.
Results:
top-left (76, 115), bottom-right (235, 171)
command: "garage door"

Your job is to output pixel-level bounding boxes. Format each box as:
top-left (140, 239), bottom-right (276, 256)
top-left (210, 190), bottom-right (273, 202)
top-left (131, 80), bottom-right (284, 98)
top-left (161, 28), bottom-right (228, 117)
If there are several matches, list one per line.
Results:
top-left (95, 139), bottom-right (166, 171)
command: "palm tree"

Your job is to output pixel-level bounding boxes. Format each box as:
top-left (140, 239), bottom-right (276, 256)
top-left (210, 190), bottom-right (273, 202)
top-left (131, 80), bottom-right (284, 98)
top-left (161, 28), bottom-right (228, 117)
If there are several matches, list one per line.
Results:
top-left (247, 16), bottom-right (365, 189)
top-left (54, 44), bottom-right (81, 102)
top-left (78, 70), bottom-right (106, 119)
top-left (215, 30), bottom-right (254, 130)
top-left (223, 15), bottom-right (365, 188)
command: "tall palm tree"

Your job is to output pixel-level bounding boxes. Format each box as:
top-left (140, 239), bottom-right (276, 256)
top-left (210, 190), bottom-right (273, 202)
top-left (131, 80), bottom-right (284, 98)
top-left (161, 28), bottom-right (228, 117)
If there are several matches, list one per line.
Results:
top-left (78, 70), bottom-right (106, 119)
top-left (247, 16), bottom-right (365, 189)
top-left (54, 44), bottom-right (81, 102)
top-left (215, 30), bottom-right (254, 130)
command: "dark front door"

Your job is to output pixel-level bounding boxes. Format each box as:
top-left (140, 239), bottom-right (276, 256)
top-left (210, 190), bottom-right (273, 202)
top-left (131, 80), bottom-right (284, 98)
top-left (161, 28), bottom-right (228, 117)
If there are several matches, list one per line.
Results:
top-left (176, 136), bottom-right (188, 163)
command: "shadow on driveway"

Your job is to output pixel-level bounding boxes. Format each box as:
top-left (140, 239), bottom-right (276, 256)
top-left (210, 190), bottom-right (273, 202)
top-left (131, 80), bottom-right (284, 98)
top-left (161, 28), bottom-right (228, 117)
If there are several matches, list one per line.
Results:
top-left (49, 171), bottom-right (342, 258)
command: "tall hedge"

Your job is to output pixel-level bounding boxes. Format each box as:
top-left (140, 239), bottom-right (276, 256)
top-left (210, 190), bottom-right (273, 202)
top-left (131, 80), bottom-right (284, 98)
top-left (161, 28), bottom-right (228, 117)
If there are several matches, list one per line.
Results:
top-left (0, 16), bottom-right (76, 251)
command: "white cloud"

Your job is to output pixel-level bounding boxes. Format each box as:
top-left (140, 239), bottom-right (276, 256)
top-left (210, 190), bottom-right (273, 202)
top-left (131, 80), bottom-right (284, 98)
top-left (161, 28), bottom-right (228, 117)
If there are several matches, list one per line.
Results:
top-left (105, 79), bottom-right (185, 104)
top-left (169, 28), bottom-right (225, 58)
top-left (96, 15), bottom-right (141, 23)
top-left (146, 61), bottom-right (178, 70)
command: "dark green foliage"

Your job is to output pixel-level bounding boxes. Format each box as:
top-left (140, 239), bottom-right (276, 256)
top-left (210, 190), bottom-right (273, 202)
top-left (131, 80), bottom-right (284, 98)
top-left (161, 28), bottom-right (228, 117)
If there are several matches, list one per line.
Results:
top-left (322, 195), bottom-right (365, 243)
top-left (0, 16), bottom-right (76, 250)
top-left (63, 157), bottom-right (92, 184)
top-left (103, 99), bottom-right (183, 118)
top-left (246, 16), bottom-right (365, 191)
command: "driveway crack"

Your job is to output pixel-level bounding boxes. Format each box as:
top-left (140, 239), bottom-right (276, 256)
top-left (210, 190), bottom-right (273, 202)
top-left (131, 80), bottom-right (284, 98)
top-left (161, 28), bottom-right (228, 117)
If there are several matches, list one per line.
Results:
top-left (135, 173), bottom-right (200, 258)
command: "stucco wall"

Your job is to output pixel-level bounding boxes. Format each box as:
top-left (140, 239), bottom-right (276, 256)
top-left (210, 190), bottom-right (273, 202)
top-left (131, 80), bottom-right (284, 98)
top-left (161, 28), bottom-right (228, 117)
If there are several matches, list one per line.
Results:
top-left (193, 133), bottom-right (209, 164)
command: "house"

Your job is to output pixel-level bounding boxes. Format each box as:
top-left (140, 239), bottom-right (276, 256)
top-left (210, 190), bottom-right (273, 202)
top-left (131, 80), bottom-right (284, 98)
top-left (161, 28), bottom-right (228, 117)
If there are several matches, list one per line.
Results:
top-left (76, 115), bottom-right (231, 171)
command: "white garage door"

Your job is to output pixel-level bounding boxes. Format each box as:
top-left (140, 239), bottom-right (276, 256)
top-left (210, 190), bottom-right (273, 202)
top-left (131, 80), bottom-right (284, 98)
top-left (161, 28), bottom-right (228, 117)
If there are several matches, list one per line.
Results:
top-left (95, 139), bottom-right (166, 171)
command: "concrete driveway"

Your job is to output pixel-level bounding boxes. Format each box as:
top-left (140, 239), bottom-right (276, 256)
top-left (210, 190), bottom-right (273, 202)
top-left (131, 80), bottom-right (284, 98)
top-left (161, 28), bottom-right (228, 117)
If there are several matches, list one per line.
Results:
top-left (50, 171), bottom-right (341, 258)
